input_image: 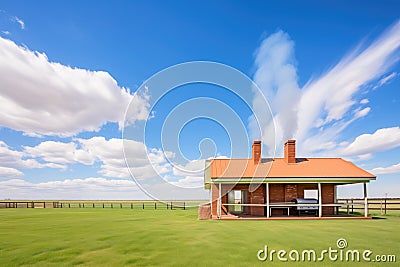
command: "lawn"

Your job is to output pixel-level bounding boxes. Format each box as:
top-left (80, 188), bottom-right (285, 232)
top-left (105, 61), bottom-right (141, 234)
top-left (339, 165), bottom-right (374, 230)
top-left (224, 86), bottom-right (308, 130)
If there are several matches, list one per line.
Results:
top-left (0, 208), bottom-right (398, 266)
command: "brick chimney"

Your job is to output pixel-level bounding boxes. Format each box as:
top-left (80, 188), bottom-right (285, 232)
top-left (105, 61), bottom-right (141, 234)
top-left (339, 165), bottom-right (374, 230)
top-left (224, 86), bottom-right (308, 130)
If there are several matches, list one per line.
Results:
top-left (252, 140), bottom-right (261, 164)
top-left (284, 140), bottom-right (296, 164)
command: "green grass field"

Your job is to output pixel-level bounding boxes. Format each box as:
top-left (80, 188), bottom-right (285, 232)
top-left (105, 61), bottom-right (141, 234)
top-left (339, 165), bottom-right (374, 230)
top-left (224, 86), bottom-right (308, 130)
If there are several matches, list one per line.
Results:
top-left (0, 208), bottom-right (398, 266)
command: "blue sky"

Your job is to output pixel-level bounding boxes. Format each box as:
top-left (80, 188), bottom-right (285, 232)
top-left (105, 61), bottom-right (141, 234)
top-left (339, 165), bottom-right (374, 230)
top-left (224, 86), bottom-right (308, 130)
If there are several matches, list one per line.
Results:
top-left (0, 1), bottom-right (399, 199)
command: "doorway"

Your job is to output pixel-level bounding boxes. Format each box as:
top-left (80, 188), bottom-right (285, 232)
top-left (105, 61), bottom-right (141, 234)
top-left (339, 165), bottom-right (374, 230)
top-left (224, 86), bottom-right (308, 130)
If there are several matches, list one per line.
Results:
top-left (228, 190), bottom-right (247, 214)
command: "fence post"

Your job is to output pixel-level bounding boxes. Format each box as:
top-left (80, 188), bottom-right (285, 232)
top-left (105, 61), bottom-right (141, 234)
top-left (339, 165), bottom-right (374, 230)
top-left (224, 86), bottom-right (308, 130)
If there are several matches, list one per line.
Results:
top-left (111, 203), bottom-right (113, 209)
top-left (43, 202), bottom-right (45, 208)
top-left (83, 203), bottom-right (85, 208)
top-left (155, 202), bottom-right (156, 210)
top-left (79, 203), bottom-right (81, 208)
top-left (120, 203), bottom-right (122, 209)
top-left (166, 203), bottom-right (168, 209)
top-left (103, 203), bottom-right (104, 208)
top-left (346, 199), bottom-right (349, 214)
top-left (351, 199), bottom-right (353, 214)
top-left (69, 203), bottom-right (71, 208)
top-left (93, 203), bottom-right (95, 208)
top-left (183, 202), bottom-right (185, 210)
top-left (131, 203), bottom-right (133, 209)
top-left (384, 198), bottom-right (387, 214)
top-left (142, 203), bottom-right (144, 209)
top-left (171, 202), bottom-right (173, 210)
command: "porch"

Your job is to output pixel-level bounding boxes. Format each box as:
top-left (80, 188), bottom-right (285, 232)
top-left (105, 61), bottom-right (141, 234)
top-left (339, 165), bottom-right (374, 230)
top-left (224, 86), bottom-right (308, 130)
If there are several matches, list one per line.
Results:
top-left (211, 182), bottom-right (370, 219)
top-left (216, 214), bottom-right (372, 220)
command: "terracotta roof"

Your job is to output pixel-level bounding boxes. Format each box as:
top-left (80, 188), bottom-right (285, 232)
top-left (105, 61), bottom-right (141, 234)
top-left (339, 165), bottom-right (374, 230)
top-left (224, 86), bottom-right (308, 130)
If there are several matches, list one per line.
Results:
top-left (210, 158), bottom-right (376, 179)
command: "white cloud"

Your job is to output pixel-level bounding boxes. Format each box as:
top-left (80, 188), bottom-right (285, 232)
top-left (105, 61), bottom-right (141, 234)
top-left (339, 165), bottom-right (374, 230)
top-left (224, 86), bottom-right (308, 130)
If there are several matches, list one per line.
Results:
top-left (23, 141), bottom-right (94, 165)
top-left (0, 37), bottom-right (150, 136)
top-left (124, 85), bottom-right (151, 126)
top-left (13, 16), bottom-right (25, 29)
top-left (360, 98), bottom-right (369, 104)
top-left (79, 137), bottom-right (159, 179)
top-left (371, 162), bottom-right (400, 175)
top-left (0, 178), bottom-right (148, 200)
top-left (253, 30), bottom-right (301, 147)
top-left (0, 167), bottom-right (23, 179)
top-left (172, 159), bottom-right (205, 177)
top-left (357, 153), bottom-right (372, 161)
top-left (166, 159), bottom-right (206, 188)
top-left (353, 107), bottom-right (371, 119)
top-left (80, 137), bottom-right (136, 178)
top-left (373, 72), bottom-right (398, 89)
top-left (2, 30), bottom-right (10, 35)
top-left (252, 21), bottom-right (400, 157)
top-left (23, 137), bottom-right (172, 180)
top-left (341, 127), bottom-right (400, 156)
top-left (170, 175), bottom-right (204, 188)
top-left (297, 21), bottom-right (400, 142)
top-left (22, 137), bottom-right (205, 190)
top-left (0, 140), bottom-right (64, 171)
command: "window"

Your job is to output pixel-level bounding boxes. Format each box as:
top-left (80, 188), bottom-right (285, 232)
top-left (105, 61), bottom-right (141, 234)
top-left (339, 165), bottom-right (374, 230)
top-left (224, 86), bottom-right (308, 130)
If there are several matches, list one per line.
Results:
top-left (304, 189), bottom-right (318, 199)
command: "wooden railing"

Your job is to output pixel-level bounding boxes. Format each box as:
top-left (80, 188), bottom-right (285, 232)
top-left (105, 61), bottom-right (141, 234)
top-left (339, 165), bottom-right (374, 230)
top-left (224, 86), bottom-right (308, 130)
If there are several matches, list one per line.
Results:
top-left (0, 200), bottom-right (204, 210)
top-left (337, 198), bottom-right (400, 214)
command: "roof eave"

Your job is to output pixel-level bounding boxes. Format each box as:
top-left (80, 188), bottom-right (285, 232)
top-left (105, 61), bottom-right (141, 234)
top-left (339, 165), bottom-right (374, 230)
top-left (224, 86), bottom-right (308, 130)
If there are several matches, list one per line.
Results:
top-left (210, 177), bottom-right (376, 184)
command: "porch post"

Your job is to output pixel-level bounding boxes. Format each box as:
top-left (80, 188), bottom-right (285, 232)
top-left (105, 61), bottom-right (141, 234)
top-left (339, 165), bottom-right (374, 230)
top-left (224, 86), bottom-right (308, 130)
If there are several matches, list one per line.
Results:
top-left (218, 183), bottom-right (222, 219)
top-left (318, 183), bottom-right (322, 218)
top-left (334, 185), bottom-right (337, 215)
top-left (266, 183), bottom-right (270, 218)
top-left (364, 183), bottom-right (368, 217)
top-left (209, 183), bottom-right (214, 205)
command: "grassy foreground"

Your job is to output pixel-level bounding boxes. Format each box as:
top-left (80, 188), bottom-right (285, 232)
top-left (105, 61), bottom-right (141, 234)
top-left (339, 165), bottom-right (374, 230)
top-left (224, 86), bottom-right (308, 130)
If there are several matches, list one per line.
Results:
top-left (0, 208), bottom-right (398, 266)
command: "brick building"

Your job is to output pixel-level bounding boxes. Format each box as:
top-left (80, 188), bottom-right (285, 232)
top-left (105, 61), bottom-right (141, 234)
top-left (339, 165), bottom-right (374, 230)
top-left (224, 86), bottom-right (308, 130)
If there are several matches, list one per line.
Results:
top-left (201, 140), bottom-right (376, 219)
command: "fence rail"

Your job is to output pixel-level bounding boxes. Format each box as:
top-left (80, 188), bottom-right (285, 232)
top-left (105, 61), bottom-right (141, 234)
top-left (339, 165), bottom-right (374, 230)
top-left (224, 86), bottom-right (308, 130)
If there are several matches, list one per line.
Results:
top-left (337, 198), bottom-right (400, 214)
top-left (0, 201), bottom-right (204, 210)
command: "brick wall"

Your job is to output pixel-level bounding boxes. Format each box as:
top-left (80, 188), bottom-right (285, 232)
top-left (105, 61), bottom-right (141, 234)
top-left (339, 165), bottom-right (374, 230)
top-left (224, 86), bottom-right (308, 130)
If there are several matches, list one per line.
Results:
top-left (297, 184), bottom-right (318, 198)
top-left (211, 183), bottom-right (218, 216)
top-left (248, 185), bottom-right (265, 216)
top-left (322, 184), bottom-right (335, 215)
top-left (211, 182), bottom-right (337, 217)
top-left (284, 184), bottom-right (298, 202)
top-left (269, 184), bottom-right (284, 202)
top-left (269, 184), bottom-right (285, 215)
top-left (284, 140), bottom-right (296, 163)
top-left (198, 203), bottom-right (211, 220)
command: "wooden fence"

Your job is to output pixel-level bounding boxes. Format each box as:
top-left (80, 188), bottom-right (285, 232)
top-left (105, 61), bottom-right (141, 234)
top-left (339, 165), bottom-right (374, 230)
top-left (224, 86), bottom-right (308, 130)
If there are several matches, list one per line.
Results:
top-left (58, 201), bottom-right (188, 210)
top-left (0, 201), bottom-right (59, 208)
top-left (337, 198), bottom-right (400, 214)
top-left (0, 201), bottom-right (202, 210)
top-left (2, 199), bottom-right (399, 214)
